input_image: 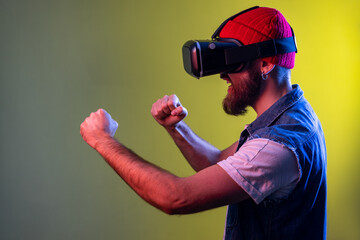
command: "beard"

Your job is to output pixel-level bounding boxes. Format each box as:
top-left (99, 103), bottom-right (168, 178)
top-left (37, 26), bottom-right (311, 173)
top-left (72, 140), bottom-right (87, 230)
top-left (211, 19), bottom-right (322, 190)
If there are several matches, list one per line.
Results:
top-left (222, 68), bottom-right (262, 116)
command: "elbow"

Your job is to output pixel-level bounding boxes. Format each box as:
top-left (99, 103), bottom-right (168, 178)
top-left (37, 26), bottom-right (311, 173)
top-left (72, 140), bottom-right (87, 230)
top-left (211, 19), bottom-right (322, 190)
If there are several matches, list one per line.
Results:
top-left (156, 181), bottom-right (193, 215)
top-left (162, 204), bottom-right (192, 216)
top-left (159, 193), bottom-right (189, 215)
top-left (162, 207), bottom-right (177, 215)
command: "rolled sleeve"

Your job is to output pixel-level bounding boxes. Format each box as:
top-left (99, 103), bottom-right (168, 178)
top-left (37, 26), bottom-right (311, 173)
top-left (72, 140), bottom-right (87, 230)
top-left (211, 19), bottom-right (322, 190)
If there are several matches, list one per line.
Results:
top-left (217, 138), bottom-right (299, 204)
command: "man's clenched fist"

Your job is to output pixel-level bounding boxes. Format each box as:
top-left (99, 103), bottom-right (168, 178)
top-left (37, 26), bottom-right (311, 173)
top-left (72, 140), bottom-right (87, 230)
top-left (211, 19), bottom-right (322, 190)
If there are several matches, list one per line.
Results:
top-left (80, 109), bottom-right (118, 149)
top-left (151, 94), bottom-right (188, 129)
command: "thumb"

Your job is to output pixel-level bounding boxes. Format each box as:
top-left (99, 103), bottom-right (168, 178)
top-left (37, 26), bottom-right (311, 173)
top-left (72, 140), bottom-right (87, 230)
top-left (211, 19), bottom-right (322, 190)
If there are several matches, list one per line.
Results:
top-left (171, 106), bottom-right (188, 117)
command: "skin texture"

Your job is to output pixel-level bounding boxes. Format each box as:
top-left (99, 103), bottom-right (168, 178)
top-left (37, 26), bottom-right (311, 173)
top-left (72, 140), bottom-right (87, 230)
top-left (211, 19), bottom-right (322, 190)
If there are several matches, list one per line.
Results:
top-left (80, 59), bottom-right (292, 214)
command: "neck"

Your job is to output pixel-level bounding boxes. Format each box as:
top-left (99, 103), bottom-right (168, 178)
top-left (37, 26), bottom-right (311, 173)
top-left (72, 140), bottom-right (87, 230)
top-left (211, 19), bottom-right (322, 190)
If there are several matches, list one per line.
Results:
top-left (252, 76), bottom-right (292, 117)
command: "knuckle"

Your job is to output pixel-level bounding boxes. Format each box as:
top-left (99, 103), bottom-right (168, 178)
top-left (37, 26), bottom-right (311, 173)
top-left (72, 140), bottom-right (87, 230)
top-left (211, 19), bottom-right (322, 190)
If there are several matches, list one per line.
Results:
top-left (153, 109), bottom-right (160, 116)
top-left (161, 102), bottom-right (168, 109)
top-left (171, 94), bottom-right (178, 101)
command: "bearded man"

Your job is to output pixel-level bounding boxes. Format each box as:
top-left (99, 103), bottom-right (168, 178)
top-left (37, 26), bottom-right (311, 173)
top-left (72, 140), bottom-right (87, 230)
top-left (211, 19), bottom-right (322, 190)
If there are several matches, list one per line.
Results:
top-left (80, 6), bottom-right (327, 240)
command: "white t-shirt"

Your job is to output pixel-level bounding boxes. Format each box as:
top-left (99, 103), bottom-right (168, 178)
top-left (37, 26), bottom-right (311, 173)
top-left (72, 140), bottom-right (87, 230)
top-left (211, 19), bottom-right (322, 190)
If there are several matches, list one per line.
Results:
top-left (217, 138), bottom-right (300, 204)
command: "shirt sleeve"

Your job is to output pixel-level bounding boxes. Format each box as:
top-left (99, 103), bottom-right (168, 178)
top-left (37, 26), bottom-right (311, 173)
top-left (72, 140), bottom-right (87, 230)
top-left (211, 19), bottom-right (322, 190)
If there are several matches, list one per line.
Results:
top-left (217, 138), bottom-right (300, 204)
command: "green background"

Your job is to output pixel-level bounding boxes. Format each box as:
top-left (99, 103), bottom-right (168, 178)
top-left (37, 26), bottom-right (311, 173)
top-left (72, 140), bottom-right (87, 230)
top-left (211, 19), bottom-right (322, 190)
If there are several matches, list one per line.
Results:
top-left (1, 0), bottom-right (359, 239)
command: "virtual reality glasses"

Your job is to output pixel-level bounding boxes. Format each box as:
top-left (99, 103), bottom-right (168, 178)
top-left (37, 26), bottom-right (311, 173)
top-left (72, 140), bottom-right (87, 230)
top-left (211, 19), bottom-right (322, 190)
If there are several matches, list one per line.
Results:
top-left (182, 6), bottom-right (298, 79)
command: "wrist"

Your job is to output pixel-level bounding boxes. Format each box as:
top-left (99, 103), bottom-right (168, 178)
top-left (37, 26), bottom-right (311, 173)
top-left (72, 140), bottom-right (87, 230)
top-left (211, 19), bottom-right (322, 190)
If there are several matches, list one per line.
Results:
top-left (165, 121), bottom-right (190, 141)
top-left (164, 121), bottom-right (183, 133)
top-left (93, 131), bottom-right (116, 152)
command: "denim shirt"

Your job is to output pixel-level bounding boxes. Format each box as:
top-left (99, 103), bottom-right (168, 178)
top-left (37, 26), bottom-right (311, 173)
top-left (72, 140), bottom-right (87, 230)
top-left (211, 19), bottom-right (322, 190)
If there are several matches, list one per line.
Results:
top-left (224, 85), bottom-right (327, 240)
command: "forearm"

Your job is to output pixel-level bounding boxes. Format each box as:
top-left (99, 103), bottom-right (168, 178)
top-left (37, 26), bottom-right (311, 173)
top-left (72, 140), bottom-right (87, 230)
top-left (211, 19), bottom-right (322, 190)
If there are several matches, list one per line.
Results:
top-left (165, 121), bottom-right (223, 172)
top-left (95, 134), bottom-right (184, 214)
top-left (150, 94), bottom-right (225, 171)
top-left (81, 108), bottom-right (245, 216)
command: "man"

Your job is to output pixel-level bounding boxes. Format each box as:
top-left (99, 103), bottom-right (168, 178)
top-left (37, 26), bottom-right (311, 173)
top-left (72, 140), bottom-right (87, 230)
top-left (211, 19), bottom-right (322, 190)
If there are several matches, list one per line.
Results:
top-left (80, 7), bottom-right (326, 240)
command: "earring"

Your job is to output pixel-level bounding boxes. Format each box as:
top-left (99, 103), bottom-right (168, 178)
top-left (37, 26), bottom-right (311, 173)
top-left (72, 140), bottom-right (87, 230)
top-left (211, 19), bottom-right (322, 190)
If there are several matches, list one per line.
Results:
top-left (261, 72), bottom-right (268, 80)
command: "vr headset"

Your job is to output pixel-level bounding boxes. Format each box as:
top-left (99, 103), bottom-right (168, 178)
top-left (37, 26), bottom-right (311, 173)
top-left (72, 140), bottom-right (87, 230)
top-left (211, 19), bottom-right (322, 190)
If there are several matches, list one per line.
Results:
top-left (182, 6), bottom-right (298, 78)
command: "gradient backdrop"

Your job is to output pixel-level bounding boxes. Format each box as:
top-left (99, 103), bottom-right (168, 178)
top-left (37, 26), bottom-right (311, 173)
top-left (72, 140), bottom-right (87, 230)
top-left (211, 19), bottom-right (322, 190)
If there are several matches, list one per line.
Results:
top-left (1, 0), bottom-right (359, 239)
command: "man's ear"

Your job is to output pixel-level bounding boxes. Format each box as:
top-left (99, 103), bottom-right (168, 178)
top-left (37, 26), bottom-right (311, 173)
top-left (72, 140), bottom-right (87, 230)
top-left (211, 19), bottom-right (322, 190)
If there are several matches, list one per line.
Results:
top-left (261, 61), bottom-right (276, 75)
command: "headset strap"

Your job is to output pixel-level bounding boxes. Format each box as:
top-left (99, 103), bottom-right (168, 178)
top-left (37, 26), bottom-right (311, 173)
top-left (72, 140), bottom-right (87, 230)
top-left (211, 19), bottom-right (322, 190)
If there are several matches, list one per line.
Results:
top-left (224, 36), bottom-right (297, 65)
